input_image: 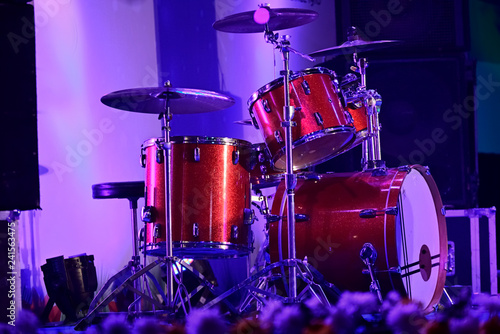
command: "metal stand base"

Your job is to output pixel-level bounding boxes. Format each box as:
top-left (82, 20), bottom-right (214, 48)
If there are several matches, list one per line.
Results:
top-left (74, 257), bottom-right (221, 331)
top-left (200, 259), bottom-right (341, 313)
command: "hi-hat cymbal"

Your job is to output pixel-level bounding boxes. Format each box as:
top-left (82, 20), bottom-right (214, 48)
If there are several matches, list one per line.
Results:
top-left (309, 39), bottom-right (400, 58)
top-left (213, 7), bottom-right (318, 33)
top-left (101, 87), bottom-right (235, 114)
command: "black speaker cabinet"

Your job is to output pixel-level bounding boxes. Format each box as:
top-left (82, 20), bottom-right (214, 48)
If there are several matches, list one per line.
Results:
top-left (0, 3), bottom-right (40, 211)
top-left (315, 54), bottom-right (478, 208)
top-left (335, 0), bottom-right (470, 55)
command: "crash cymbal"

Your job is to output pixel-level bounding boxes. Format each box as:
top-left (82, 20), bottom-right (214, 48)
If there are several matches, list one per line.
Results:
top-left (101, 87), bottom-right (235, 114)
top-left (309, 39), bottom-right (400, 58)
top-left (213, 7), bottom-right (318, 33)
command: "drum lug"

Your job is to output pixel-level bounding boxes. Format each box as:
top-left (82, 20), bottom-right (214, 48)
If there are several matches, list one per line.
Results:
top-left (249, 110), bottom-right (260, 129)
top-left (192, 223), bottom-right (199, 238)
top-left (142, 206), bottom-right (155, 223)
top-left (155, 148), bottom-right (164, 164)
top-left (313, 112), bottom-right (324, 126)
top-left (194, 147), bottom-right (201, 162)
top-left (301, 80), bottom-right (311, 95)
top-left (266, 214), bottom-right (281, 223)
top-left (423, 165), bottom-right (431, 175)
top-left (274, 130), bottom-right (284, 145)
top-left (243, 208), bottom-right (256, 225)
top-left (264, 213), bottom-right (308, 223)
top-left (262, 99), bottom-right (271, 113)
top-left (140, 147), bottom-right (146, 168)
top-left (385, 207), bottom-right (398, 215)
top-left (359, 209), bottom-right (376, 218)
top-left (155, 140), bottom-right (164, 164)
top-left (153, 224), bottom-right (161, 238)
top-left (232, 149), bottom-right (240, 165)
top-left (231, 225), bottom-right (238, 240)
top-left (295, 214), bottom-right (309, 222)
top-left (343, 109), bottom-right (354, 124)
top-left (359, 206), bottom-right (398, 218)
top-left (388, 267), bottom-right (401, 274)
top-left (398, 165), bottom-right (411, 173)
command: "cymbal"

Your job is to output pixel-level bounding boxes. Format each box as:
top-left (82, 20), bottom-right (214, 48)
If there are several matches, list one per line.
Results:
top-left (213, 8), bottom-right (318, 33)
top-left (309, 39), bottom-right (400, 58)
top-left (101, 87), bottom-right (235, 114)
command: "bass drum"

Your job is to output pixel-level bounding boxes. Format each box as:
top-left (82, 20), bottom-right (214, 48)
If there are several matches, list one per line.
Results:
top-left (269, 165), bottom-right (448, 311)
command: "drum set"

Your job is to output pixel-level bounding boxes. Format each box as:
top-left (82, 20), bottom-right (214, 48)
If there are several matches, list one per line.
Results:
top-left (77, 5), bottom-right (449, 327)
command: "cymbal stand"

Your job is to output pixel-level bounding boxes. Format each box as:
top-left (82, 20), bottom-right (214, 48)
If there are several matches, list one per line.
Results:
top-left (264, 25), bottom-right (299, 300)
top-left (263, 23), bottom-right (316, 302)
top-left (158, 81), bottom-right (175, 308)
top-left (353, 52), bottom-right (385, 172)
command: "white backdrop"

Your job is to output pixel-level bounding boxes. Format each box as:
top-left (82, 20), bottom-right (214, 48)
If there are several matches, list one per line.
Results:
top-left (21, 0), bottom-right (159, 306)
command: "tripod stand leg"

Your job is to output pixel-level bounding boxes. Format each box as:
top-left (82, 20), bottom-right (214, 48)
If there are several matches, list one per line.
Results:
top-left (74, 259), bottom-right (166, 331)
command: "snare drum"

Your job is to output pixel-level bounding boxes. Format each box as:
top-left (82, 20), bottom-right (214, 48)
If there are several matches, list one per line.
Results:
top-left (141, 136), bottom-right (253, 258)
top-left (248, 67), bottom-right (355, 171)
top-left (269, 165), bottom-right (447, 311)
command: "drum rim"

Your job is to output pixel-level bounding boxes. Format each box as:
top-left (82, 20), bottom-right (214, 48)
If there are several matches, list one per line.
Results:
top-left (144, 240), bottom-right (252, 258)
top-left (246, 67), bottom-right (338, 108)
top-left (141, 136), bottom-right (252, 148)
top-left (383, 165), bottom-right (448, 312)
top-left (271, 125), bottom-right (356, 170)
top-left (406, 165), bottom-right (448, 311)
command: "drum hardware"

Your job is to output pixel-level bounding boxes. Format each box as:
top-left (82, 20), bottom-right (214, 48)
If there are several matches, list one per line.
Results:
top-left (214, 4), bottom-right (343, 306)
top-left (76, 181), bottom-right (164, 329)
top-left (359, 207), bottom-right (398, 218)
top-left (251, 189), bottom-right (272, 219)
top-left (309, 27), bottom-right (398, 172)
top-left (265, 213), bottom-right (309, 223)
top-left (200, 258), bottom-right (339, 313)
top-left (75, 85), bottom-right (237, 329)
top-left (359, 243), bottom-right (383, 303)
top-left (75, 256), bottom-right (230, 331)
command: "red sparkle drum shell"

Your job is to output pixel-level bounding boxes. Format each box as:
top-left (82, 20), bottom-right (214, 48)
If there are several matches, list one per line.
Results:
top-left (346, 104), bottom-right (368, 147)
top-left (269, 166), bottom-right (448, 311)
top-left (141, 136), bottom-right (253, 258)
top-left (248, 67), bottom-right (355, 171)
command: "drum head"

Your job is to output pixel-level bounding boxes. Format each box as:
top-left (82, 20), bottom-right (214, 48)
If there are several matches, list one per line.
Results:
top-left (395, 168), bottom-right (446, 309)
